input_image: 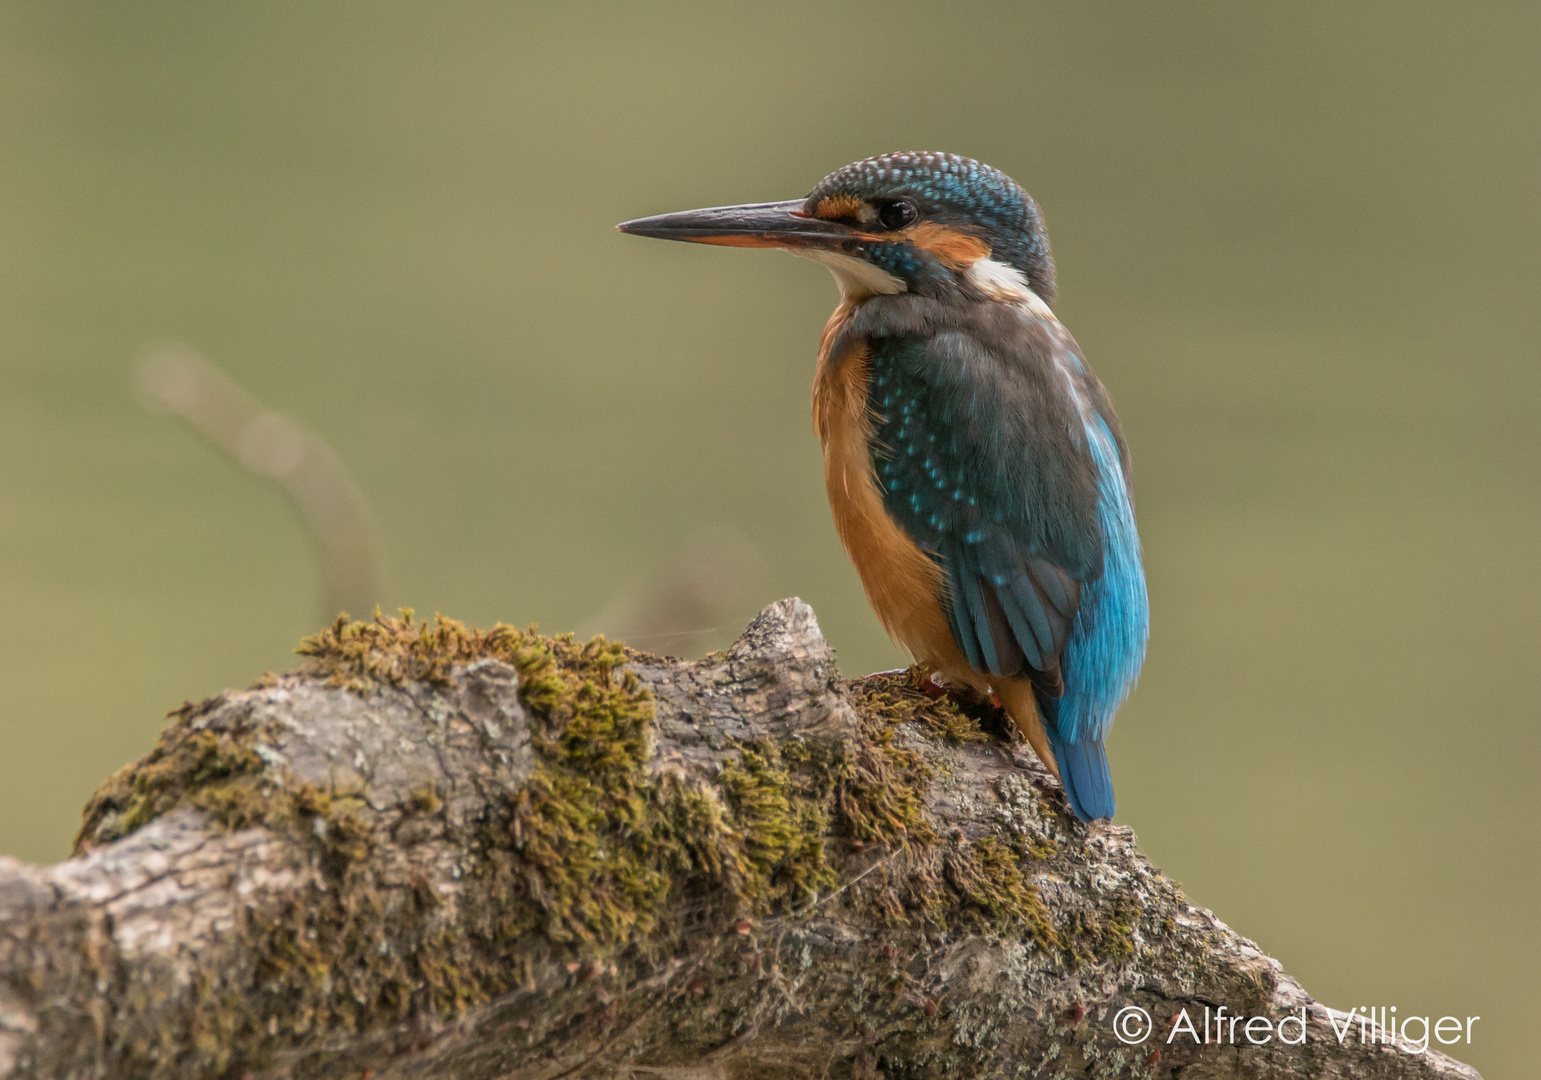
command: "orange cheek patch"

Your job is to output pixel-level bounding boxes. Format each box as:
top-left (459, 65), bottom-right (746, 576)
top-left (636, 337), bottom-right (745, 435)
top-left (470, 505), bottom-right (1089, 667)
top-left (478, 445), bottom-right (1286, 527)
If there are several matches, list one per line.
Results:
top-left (855, 221), bottom-right (991, 269)
top-left (814, 194), bottom-right (864, 220)
top-left (902, 222), bottom-right (991, 269)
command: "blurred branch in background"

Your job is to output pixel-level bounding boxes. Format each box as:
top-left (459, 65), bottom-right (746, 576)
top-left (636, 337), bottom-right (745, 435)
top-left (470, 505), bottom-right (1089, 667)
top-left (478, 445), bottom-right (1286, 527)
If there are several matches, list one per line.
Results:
top-left (133, 343), bottom-right (761, 646)
top-left (133, 341), bottom-right (385, 621)
top-left (576, 525), bottom-right (770, 657)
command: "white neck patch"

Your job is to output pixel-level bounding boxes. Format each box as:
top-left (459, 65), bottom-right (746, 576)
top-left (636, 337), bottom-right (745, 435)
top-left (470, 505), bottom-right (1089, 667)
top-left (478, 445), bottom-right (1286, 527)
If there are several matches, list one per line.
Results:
top-left (965, 256), bottom-right (1052, 315)
top-left (799, 248), bottom-right (906, 300)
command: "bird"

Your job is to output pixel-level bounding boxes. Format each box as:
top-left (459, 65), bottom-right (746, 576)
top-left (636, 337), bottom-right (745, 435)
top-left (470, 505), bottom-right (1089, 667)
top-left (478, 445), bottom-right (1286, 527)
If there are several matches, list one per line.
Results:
top-left (618, 152), bottom-right (1148, 822)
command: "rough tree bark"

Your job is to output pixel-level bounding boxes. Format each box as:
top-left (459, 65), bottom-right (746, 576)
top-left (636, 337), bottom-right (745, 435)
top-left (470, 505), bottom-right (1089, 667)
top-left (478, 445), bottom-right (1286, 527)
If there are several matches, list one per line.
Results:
top-left (0, 600), bottom-right (1482, 1079)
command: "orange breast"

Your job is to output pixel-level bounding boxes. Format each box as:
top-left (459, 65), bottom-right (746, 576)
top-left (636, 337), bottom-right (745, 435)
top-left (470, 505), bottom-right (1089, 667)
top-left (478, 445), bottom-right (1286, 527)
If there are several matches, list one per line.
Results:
top-left (812, 305), bottom-right (970, 676)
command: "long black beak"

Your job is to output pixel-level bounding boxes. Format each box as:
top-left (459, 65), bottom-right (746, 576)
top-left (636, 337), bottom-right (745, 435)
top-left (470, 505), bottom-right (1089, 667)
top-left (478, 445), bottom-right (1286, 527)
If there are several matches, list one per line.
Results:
top-left (617, 199), bottom-right (853, 249)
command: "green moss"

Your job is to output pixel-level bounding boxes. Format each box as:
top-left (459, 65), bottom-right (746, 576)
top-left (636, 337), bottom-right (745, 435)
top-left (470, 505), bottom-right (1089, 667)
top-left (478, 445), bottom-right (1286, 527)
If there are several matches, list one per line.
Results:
top-left (74, 710), bottom-right (374, 861)
top-left (499, 635), bottom-right (682, 949)
top-left (846, 668), bottom-right (990, 746)
top-left (718, 741), bottom-right (837, 905)
top-left (76, 718), bottom-right (264, 851)
top-left (1098, 919), bottom-right (1137, 962)
top-left (1062, 891), bottom-right (1142, 965)
top-left (837, 669), bottom-right (1066, 942)
top-left (943, 835), bottom-right (1059, 951)
top-left (295, 607), bottom-right (558, 692)
top-left (76, 611), bottom-right (1106, 1077)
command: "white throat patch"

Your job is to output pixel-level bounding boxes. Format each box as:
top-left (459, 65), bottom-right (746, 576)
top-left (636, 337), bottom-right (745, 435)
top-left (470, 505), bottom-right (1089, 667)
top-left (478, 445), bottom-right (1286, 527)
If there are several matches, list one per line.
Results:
top-left (799, 249), bottom-right (906, 300)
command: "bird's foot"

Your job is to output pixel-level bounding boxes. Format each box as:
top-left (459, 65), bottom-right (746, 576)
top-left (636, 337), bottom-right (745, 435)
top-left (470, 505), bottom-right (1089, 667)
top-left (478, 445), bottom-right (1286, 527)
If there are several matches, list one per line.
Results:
top-left (908, 668), bottom-right (1002, 712)
top-left (916, 671), bottom-right (949, 700)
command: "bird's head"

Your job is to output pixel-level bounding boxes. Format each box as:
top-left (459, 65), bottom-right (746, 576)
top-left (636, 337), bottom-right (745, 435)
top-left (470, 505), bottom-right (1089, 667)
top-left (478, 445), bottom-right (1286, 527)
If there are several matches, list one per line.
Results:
top-left (618, 151), bottom-right (1055, 305)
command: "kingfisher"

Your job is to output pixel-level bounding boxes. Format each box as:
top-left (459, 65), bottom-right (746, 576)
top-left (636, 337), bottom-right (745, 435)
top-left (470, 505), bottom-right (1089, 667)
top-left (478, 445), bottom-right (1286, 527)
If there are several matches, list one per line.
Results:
top-left (619, 152), bottom-right (1148, 822)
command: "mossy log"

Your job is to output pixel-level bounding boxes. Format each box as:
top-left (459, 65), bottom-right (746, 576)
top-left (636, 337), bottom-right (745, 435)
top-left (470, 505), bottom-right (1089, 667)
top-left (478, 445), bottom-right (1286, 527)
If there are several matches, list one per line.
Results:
top-left (0, 600), bottom-right (1481, 1079)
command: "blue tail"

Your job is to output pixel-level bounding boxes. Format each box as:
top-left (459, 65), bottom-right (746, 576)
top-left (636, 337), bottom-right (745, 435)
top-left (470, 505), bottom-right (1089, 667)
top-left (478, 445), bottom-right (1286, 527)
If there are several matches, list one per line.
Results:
top-left (1047, 730), bottom-right (1115, 822)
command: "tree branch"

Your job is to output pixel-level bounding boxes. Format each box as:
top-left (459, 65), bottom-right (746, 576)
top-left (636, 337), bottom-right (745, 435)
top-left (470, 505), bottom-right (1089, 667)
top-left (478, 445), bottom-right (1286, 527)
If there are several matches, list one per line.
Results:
top-left (0, 600), bottom-right (1482, 1078)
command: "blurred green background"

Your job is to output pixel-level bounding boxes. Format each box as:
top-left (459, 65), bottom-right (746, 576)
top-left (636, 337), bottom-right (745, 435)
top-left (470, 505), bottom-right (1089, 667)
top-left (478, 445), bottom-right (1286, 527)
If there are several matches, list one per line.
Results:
top-left (0, 3), bottom-right (1535, 1074)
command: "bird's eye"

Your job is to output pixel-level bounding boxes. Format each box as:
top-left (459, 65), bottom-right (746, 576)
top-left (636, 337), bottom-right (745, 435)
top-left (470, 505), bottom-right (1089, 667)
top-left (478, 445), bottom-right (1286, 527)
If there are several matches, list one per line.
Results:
top-left (877, 199), bottom-right (918, 231)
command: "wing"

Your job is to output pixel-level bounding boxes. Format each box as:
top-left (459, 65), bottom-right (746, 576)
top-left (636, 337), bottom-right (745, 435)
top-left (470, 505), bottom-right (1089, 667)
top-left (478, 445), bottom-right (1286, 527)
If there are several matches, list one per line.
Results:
top-left (865, 327), bottom-right (1105, 691)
